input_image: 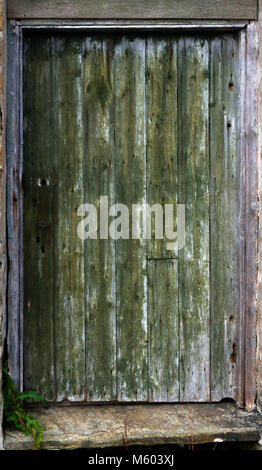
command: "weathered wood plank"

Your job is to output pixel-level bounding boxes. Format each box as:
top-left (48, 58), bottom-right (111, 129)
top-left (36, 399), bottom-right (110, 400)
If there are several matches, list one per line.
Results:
top-left (21, 31), bottom-right (247, 405)
top-left (210, 36), bottom-right (239, 401)
top-left (23, 35), bottom-right (55, 399)
top-left (52, 35), bottom-right (85, 401)
top-left (114, 37), bottom-right (148, 401)
top-left (7, 0), bottom-right (258, 20)
top-left (148, 260), bottom-right (179, 402)
top-left (82, 36), bottom-right (116, 401)
top-left (146, 36), bottom-right (177, 259)
top-left (178, 37), bottom-right (210, 402)
top-left (236, 29), bottom-right (246, 410)
top-left (244, 22), bottom-right (259, 412)
top-left (7, 22), bottom-right (22, 390)
top-left (257, 0), bottom-right (262, 417)
top-left (18, 19), bottom-right (250, 30)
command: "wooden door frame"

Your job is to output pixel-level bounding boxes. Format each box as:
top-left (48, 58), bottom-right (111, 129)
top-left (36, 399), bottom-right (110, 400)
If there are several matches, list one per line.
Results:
top-left (6, 17), bottom-right (259, 411)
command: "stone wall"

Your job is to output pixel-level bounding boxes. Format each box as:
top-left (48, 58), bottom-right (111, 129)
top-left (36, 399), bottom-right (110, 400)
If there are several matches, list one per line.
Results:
top-left (0, 0), bottom-right (6, 451)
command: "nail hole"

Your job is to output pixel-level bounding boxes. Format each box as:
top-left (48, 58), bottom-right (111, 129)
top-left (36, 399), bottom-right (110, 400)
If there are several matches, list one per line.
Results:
top-left (230, 343), bottom-right (237, 363)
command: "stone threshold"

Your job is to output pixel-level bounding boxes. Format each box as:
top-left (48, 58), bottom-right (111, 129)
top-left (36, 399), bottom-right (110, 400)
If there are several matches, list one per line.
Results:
top-left (4, 403), bottom-right (262, 450)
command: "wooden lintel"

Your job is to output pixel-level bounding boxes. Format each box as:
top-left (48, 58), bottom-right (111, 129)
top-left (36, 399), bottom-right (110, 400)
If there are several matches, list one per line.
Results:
top-left (7, 0), bottom-right (258, 21)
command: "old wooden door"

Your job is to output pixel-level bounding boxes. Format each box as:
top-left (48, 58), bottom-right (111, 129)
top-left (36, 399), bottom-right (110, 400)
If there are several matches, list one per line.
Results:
top-left (23, 31), bottom-right (239, 403)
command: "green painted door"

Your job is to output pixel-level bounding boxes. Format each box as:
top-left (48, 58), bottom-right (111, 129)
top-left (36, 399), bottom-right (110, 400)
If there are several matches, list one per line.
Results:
top-left (23, 32), bottom-right (239, 402)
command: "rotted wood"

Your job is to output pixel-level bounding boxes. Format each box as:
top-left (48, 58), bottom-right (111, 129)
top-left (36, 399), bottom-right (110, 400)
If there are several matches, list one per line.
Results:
top-left (7, 0), bottom-right (258, 20)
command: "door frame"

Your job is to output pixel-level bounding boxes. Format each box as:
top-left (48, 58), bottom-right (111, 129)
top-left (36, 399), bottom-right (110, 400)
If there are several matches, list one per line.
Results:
top-left (6, 17), bottom-right (259, 411)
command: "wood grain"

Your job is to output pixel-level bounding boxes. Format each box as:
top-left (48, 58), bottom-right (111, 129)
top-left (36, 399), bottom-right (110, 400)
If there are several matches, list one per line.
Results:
top-left (21, 31), bottom-right (244, 404)
top-left (235, 29), bottom-right (246, 410)
top-left (148, 259), bottom-right (179, 402)
top-left (178, 36), bottom-right (210, 402)
top-left (146, 36), bottom-right (179, 402)
top-left (23, 35), bottom-right (55, 399)
top-left (209, 36), bottom-right (239, 401)
top-left (146, 36), bottom-right (177, 259)
top-left (83, 35), bottom-right (117, 401)
top-left (244, 22), bottom-right (259, 412)
top-left (7, 22), bottom-right (22, 390)
top-left (52, 35), bottom-right (86, 401)
top-left (7, 0), bottom-right (258, 20)
top-left (114, 37), bottom-right (148, 401)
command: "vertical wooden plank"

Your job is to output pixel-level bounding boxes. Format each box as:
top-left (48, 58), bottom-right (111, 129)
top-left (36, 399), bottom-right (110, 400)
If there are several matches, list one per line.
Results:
top-left (114, 37), bottom-right (148, 401)
top-left (7, 22), bottom-right (22, 390)
top-left (148, 260), bottom-right (179, 401)
top-left (178, 37), bottom-right (210, 402)
top-left (256, 0), bottom-right (262, 415)
top-left (23, 34), bottom-right (55, 399)
top-left (52, 35), bottom-right (85, 401)
top-left (146, 36), bottom-right (178, 259)
top-left (146, 36), bottom-right (179, 402)
top-left (82, 36), bottom-right (116, 401)
top-left (244, 22), bottom-right (259, 412)
top-left (210, 36), bottom-right (239, 401)
top-left (236, 29), bottom-right (246, 410)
